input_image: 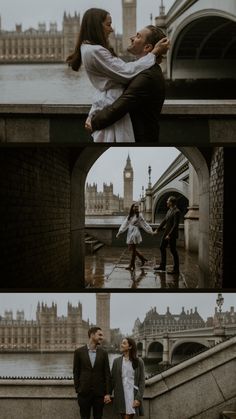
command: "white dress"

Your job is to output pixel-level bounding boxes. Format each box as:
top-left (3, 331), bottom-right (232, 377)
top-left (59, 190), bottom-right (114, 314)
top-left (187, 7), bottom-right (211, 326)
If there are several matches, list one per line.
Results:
top-left (122, 357), bottom-right (136, 415)
top-left (118, 213), bottom-right (153, 244)
top-left (81, 44), bottom-right (156, 143)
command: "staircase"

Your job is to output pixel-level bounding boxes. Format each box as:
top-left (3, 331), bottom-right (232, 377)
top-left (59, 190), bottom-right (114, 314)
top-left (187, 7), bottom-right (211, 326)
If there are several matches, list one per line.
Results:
top-left (85, 233), bottom-right (104, 254)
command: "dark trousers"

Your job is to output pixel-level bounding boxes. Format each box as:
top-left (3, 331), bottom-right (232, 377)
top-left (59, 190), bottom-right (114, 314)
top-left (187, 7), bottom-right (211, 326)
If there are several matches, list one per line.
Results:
top-left (77, 392), bottom-right (104, 419)
top-left (160, 236), bottom-right (179, 271)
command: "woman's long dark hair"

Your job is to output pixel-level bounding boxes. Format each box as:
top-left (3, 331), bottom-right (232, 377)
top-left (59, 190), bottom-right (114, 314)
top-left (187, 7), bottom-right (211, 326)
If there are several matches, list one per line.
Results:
top-left (128, 203), bottom-right (139, 221)
top-left (125, 337), bottom-right (139, 369)
top-left (66, 8), bottom-right (113, 71)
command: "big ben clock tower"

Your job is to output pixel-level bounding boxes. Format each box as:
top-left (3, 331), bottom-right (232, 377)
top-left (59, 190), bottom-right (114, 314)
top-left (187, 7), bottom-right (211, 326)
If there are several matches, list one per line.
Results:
top-left (122, 0), bottom-right (137, 53)
top-left (123, 154), bottom-right (134, 211)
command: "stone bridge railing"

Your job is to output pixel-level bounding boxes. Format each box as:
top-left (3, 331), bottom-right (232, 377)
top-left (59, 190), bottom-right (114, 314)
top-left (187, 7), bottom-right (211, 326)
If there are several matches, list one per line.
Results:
top-left (0, 100), bottom-right (235, 144)
top-left (0, 336), bottom-right (235, 419)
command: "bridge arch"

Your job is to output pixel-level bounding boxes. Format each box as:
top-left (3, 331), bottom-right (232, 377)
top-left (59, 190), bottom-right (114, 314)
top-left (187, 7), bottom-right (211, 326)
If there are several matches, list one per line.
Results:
top-left (147, 341), bottom-right (164, 360)
top-left (169, 10), bottom-right (236, 79)
top-left (71, 146), bottom-right (209, 285)
top-left (137, 341), bottom-right (143, 357)
top-left (170, 339), bottom-right (209, 364)
top-left (153, 189), bottom-right (189, 223)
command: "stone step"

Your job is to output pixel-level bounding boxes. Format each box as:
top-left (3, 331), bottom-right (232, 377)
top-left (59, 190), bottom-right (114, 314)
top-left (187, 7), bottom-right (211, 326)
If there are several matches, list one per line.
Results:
top-left (221, 412), bottom-right (236, 419)
top-left (85, 234), bottom-right (104, 254)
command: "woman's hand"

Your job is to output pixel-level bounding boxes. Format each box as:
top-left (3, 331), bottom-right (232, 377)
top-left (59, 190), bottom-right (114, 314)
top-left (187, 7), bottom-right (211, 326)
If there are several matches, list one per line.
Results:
top-left (104, 394), bottom-right (111, 404)
top-left (116, 233), bottom-right (120, 239)
top-left (152, 37), bottom-right (170, 57)
top-left (133, 400), bottom-right (141, 408)
top-left (85, 117), bottom-right (92, 131)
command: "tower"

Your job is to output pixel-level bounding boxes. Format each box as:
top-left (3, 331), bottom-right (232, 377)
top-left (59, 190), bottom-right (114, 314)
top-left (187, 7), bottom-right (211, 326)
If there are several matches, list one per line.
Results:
top-left (96, 293), bottom-right (111, 344)
top-left (63, 12), bottom-right (80, 61)
top-left (122, 0), bottom-right (137, 53)
top-left (123, 154), bottom-right (134, 211)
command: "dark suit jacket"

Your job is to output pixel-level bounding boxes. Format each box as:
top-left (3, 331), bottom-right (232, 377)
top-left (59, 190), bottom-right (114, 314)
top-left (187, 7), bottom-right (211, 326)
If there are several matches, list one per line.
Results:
top-left (91, 62), bottom-right (165, 142)
top-left (158, 207), bottom-right (181, 238)
top-left (73, 345), bottom-right (111, 397)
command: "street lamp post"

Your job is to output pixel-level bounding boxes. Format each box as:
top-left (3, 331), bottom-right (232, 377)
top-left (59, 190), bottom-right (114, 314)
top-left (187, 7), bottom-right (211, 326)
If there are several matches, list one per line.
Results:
top-left (216, 293), bottom-right (224, 328)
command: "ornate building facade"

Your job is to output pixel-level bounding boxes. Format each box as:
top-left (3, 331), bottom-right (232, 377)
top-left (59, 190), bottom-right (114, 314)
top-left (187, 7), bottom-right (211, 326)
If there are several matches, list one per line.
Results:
top-left (132, 306), bottom-right (206, 340)
top-left (96, 293), bottom-right (111, 344)
top-left (0, 13), bottom-right (80, 63)
top-left (0, 11), bottom-right (124, 63)
top-left (85, 155), bottom-right (134, 215)
top-left (0, 302), bottom-right (89, 351)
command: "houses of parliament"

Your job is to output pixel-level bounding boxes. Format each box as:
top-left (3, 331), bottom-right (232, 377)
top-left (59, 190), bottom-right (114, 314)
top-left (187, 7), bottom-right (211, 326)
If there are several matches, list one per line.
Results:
top-left (85, 155), bottom-right (134, 216)
top-left (0, 0), bottom-right (137, 62)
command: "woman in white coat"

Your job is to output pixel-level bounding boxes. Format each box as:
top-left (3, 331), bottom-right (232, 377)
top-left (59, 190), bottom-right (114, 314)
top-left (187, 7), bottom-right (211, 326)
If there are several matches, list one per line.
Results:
top-left (67, 8), bottom-right (168, 143)
top-left (116, 203), bottom-right (154, 270)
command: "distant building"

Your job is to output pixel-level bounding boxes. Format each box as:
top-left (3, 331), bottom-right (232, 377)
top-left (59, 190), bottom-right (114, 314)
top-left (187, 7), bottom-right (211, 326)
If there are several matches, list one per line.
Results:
top-left (206, 306), bottom-right (236, 327)
top-left (122, 0), bottom-right (137, 54)
top-left (85, 155), bottom-right (134, 215)
top-left (0, 12), bottom-right (123, 63)
top-left (0, 302), bottom-right (89, 351)
top-left (132, 306), bottom-right (206, 340)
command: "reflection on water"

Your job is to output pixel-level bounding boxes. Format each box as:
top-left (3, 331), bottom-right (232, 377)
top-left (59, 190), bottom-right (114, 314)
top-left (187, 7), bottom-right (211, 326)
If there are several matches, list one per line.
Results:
top-left (0, 64), bottom-right (95, 104)
top-left (0, 352), bottom-right (160, 378)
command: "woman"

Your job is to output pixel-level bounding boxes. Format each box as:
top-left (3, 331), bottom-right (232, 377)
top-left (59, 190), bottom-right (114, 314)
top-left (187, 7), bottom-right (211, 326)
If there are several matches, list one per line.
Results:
top-left (116, 203), bottom-right (154, 270)
top-left (112, 337), bottom-right (145, 418)
top-left (67, 8), bottom-right (166, 143)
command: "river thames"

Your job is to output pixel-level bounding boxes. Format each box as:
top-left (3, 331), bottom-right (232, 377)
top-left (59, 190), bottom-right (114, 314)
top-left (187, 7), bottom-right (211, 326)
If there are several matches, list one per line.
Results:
top-left (0, 352), bottom-right (160, 378)
top-left (0, 63), bottom-right (95, 104)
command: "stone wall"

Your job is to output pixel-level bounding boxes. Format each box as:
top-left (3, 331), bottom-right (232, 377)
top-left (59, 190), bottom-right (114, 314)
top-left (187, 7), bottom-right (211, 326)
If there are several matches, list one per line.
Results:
top-left (209, 148), bottom-right (224, 287)
top-left (0, 148), bottom-right (71, 288)
top-left (0, 337), bottom-right (235, 419)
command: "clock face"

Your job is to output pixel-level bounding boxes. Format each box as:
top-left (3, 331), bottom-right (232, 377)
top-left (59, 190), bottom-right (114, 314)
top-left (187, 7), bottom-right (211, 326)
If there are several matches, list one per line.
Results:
top-left (125, 172), bottom-right (131, 178)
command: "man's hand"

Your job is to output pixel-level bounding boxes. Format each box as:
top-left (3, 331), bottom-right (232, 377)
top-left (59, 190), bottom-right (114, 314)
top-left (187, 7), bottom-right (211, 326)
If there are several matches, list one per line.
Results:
top-left (104, 394), bottom-right (111, 404)
top-left (133, 400), bottom-right (141, 408)
top-left (152, 37), bottom-right (170, 57)
top-left (85, 117), bottom-right (92, 132)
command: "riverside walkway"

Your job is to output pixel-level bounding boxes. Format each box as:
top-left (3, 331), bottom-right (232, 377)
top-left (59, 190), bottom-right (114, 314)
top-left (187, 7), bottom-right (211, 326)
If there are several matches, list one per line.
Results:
top-left (85, 246), bottom-right (199, 288)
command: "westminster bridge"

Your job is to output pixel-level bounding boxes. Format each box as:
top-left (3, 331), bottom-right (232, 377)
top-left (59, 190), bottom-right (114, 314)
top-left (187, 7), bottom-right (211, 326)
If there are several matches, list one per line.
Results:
top-left (156, 0), bottom-right (236, 80)
top-left (134, 323), bottom-right (236, 364)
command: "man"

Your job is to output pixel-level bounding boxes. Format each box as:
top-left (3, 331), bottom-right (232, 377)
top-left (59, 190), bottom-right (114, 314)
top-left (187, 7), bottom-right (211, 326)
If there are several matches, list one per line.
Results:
top-left (154, 196), bottom-right (181, 275)
top-left (73, 326), bottom-right (111, 419)
top-left (88, 26), bottom-right (169, 142)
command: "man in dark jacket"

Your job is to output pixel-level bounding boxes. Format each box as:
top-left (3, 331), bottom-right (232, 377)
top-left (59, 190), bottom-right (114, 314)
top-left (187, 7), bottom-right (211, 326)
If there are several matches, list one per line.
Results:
top-left (73, 326), bottom-right (111, 419)
top-left (88, 25), bottom-right (168, 142)
top-left (154, 196), bottom-right (181, 274)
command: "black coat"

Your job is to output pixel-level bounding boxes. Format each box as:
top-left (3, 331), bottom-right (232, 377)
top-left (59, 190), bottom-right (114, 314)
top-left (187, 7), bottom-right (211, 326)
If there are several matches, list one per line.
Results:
top-left (73, 345), bottom-right (111, 397)
top-left (158, 207), bottom-right (181, 238)
top-left (91, 62), bottom-right (165, 142)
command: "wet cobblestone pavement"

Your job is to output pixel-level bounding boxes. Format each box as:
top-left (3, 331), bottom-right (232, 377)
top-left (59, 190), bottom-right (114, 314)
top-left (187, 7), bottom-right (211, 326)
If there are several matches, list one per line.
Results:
top-left (85, 246), bottom-right (199, 289)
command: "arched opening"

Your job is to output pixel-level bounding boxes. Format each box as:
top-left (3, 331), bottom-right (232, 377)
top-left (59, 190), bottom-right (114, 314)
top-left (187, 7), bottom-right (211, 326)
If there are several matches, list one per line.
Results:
top-left (71, 146), bottom-right (210, 287)
top-left (170, 14), bottom-right (236, 80)
top-left (147, 342), bottom-right (163, 360)
top-left (154, 192), bottom-right (188, 223)
top-left (171, 341), bottom-right (208, 364)
top-left (137, 342), bottom-right (143, 357)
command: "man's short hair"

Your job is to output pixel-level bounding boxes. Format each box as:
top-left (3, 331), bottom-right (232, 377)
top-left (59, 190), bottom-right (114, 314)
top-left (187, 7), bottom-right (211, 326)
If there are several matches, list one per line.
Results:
top-left (145, 25), bottom-right (166, 47)
top-left (168, 196), bottom-right (177, 206)
top-left (88, 326), bottom-right (102, 338)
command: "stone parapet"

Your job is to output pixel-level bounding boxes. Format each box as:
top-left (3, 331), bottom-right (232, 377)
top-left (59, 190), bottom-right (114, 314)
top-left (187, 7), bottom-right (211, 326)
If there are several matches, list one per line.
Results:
top-left (0, 101), bottom-right (236, 144)
top-left (0, 336), bottom-right (235, 419)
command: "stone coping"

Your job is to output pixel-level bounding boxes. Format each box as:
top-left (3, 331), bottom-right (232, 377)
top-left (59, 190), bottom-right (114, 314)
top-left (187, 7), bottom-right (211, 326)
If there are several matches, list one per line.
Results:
top-left (145, 335), bottom-right (236, 396)
top-left (0, 100), bottom-right (236, 115)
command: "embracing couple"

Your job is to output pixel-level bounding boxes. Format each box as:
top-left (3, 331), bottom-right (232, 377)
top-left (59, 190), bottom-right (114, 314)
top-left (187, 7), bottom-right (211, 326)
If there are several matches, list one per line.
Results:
top-left (73, 326), bottom-right (145, 419)
top-left (67, 8), bottom-right (170, 143)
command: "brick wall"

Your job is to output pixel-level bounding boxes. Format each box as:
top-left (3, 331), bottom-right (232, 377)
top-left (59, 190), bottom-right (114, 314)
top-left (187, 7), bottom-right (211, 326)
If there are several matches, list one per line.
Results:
top-left (209, 147), bottom-right (224, 287)
top-left (0, 148), bottom-right (71, 289)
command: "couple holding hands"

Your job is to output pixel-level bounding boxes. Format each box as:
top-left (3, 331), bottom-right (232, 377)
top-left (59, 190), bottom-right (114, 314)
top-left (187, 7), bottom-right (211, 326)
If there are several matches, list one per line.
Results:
top-left (73, 327), bottom-right (144, 419)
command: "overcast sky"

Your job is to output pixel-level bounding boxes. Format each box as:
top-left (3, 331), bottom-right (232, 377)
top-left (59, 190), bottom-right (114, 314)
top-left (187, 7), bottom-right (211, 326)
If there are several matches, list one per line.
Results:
top-left (1, 0), bottom-right (175, 33)
top-left (86, 147), bottom-right (180, 200)
top-left (0, 293), bottom-right (235, 334)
